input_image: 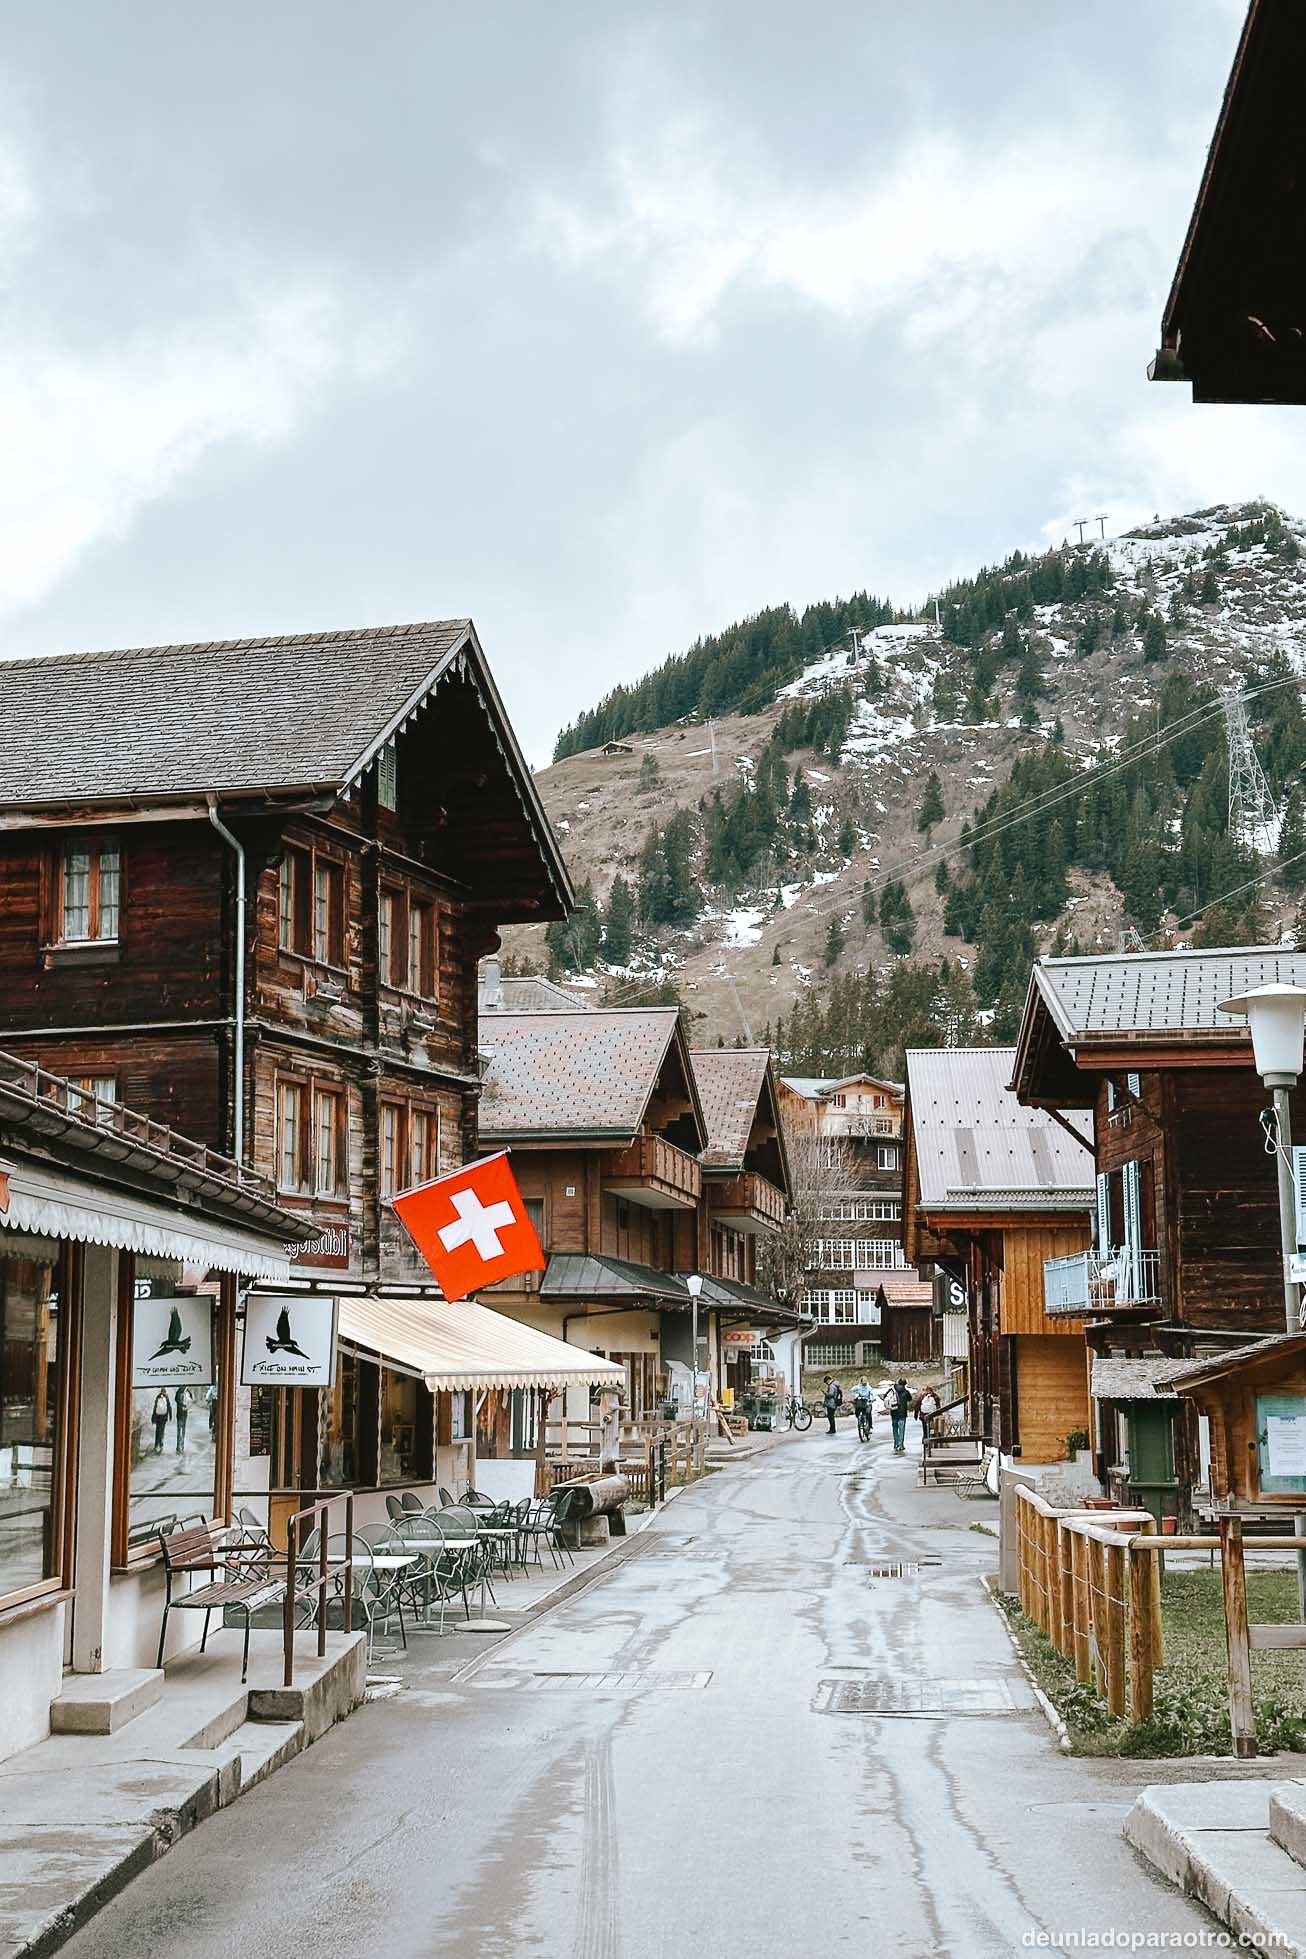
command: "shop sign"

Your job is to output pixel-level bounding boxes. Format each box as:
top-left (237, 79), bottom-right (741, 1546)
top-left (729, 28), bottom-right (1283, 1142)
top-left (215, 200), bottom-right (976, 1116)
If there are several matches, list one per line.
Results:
top-left (290, 1224), bottom-right (351, 1272)
top-left (241, 1295), bottom-right (339, 1388)
top-left (722, 1327), bottom-right (760, 1345)
top-left (133, 1296), bottom-right (214, 1387)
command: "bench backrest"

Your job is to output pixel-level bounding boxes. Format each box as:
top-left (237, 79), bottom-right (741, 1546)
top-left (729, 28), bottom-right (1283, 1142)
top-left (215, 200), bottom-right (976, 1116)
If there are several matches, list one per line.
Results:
top-left (160, 1524), bottom-right (220, 1571)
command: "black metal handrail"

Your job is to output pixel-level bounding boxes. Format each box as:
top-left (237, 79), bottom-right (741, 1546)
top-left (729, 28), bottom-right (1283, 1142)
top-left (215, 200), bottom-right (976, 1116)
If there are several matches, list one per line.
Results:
top-left (282, 1490), bottom-right (354, 1688)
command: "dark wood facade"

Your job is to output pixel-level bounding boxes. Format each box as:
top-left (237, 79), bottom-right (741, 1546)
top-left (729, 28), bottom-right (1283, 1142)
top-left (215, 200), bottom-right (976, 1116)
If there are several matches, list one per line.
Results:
top-left (0, 639), bottom-right (568, 1501)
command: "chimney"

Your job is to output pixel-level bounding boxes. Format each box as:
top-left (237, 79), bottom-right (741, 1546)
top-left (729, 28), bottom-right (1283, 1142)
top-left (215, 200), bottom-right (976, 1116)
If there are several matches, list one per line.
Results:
top-left (482, 956), bottom-right (503, 1010)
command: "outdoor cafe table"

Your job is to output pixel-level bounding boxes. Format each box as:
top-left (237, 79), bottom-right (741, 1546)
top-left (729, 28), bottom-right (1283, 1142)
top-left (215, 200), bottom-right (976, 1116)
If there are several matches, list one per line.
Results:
top-left (393, 1531), bottom-right (517, 1623)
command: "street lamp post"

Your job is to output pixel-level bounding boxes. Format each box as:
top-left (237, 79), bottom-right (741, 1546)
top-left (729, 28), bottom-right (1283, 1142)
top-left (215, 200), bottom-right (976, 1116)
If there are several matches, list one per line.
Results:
top-left (1218, 982), bottom-right (1306, 1611)
top-left (687, 1273), bottom-right (704, 1473)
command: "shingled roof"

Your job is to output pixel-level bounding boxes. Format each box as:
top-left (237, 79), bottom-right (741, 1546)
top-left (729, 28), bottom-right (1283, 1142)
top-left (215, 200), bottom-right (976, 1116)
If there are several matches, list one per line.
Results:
top-left (477, 1009), bottom-right (706, 1147)
top-left (690, 1049), bottom-right (772, 1169)
top-left (1012, 946), bottom-right (1299, 1105)
top-left (905, 1046), bottom-right (1093, 1215)
top-left (0, 618), bottom-right (468, 805)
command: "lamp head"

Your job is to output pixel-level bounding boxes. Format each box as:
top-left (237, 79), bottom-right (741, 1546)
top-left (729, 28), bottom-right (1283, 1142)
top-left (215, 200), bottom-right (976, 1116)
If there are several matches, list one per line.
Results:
top-left (1218, 982), bottom-right (1306, 1087)
top-left (686, 1273), bottom-right (703, 1299)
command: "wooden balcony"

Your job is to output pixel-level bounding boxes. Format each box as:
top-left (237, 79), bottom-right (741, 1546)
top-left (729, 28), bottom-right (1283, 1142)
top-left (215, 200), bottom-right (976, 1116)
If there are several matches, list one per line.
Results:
top-left (707, 1171), bottom-right (787, 1236)
top-left (603, 1132), bottom-right (702, 1211)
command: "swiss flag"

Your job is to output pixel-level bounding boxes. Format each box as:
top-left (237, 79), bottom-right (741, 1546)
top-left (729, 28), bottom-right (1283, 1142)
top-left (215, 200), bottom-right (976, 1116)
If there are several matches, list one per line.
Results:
top-left (390, 1151), bottom-right (545, 1304)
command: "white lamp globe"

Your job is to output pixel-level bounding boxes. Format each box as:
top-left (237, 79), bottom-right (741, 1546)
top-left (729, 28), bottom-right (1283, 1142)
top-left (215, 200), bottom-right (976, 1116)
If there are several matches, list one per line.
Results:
top-left (1217, 983), bottom-right (1306, 1087)
top-left (686, 1273), bottom-right (703, 1298)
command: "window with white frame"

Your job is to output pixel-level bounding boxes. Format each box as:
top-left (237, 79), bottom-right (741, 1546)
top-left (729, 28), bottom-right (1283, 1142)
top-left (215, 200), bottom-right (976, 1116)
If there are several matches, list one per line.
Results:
top-left (67, 1075), bottom-right (117, 1127)
top-left (809, 1342), bottom-right (855, 1368)
top-left (877, 1143), bottom-right (899, 1170)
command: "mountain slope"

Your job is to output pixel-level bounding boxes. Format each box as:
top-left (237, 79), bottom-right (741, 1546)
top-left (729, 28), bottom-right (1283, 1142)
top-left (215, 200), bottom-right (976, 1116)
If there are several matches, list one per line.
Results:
top-left (502, 502), bottom-right (1306, 1053)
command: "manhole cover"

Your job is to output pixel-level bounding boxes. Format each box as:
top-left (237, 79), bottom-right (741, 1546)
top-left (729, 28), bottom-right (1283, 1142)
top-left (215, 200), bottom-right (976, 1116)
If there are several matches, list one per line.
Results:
top-left (815, 1677), bottom-right (1028, 1717)
top-left (844, 1557), bottom-right (941, 1575)
top-left (475, 1668), bottom-right (713, 1692)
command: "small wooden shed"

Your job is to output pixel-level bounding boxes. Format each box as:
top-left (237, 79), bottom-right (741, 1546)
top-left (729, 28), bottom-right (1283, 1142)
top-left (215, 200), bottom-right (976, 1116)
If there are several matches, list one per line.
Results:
top-left (1168, 1334), bottom-right (1306, 1510)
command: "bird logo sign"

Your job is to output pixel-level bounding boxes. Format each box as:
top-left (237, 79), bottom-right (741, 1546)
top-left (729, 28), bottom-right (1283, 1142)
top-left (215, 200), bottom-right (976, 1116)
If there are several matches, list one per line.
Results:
top-left (265, 1304), bottom-right (309, 1359)
top-left (391, 1151), bottom-right (545, 1303)
top-left (132, 1297), bottom-right (213, 1387)
top-left (149, 1305), bottom-right (193, 1360)
top-left (242, 1295), bottom-right (338, 1387)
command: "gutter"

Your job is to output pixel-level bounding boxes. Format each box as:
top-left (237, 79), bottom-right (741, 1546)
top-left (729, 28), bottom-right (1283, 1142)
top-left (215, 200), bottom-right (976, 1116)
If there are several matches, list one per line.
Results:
top-left (207, 801), bottom-right (246, 1167)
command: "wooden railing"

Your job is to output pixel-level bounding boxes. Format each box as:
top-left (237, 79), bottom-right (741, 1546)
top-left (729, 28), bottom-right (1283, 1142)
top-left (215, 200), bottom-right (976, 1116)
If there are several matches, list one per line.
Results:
top-left (602, 1132), bottom-right (702, 1205)
top-left (706, 1171), bottom-right (787, 1231)
top-left (1013, 1485), bottom-right (1306, 1756)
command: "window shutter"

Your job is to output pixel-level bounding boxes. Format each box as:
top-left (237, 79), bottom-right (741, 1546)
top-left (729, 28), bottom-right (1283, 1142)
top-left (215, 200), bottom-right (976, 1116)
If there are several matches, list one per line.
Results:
top-left (1096, 1172), bottom-right (1111, 1251)
top-left (1127, 1071), bottom-right (1141, 1099)
top-left (1105, 1080), bottom-right (1116, 1114)
top-left (1122, 1160), bottom-right (1143, 1299)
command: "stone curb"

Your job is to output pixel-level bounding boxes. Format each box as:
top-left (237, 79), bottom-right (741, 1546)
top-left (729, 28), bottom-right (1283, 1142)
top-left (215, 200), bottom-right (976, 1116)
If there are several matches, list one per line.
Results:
top-left (1123, 1783), bottom-right (1306, 1957)
top-left (980, 1572), bottom-right (1073, 1754)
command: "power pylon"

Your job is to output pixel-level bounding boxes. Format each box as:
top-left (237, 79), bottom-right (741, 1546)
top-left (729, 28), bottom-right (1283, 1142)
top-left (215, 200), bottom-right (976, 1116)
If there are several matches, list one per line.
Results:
top-left (1223, 687), bottom-right (1280, 855)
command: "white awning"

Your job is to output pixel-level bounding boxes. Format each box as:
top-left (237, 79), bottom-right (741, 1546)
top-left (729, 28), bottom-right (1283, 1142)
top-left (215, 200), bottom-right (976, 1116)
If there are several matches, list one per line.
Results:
top-left (337, 1293), bottom-right (627, 1392)
top-left (0, 1160), bottom-right (292, 1282)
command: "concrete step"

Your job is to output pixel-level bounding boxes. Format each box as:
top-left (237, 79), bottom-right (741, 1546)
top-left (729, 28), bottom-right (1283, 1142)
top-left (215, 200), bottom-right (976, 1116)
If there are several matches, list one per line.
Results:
top-left (50, 1668), bottom-right (164, 1735)
top-left (1268, 1782), bottom-right (1306, 1867)
top-left (1125, 1781), bottom-right (1306, 1956)
top-left (211, 1719), bottom-right (305, 1800)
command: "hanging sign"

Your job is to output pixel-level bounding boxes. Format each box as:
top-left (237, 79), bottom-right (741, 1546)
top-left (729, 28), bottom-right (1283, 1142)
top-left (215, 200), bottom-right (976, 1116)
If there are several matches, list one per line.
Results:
top-left (132, 1297), bottom-right (214, 1388)
top-left (241, 1295), bottom-right (338, 1388)
top-left (290, 1225), bottom-right (351, 1272)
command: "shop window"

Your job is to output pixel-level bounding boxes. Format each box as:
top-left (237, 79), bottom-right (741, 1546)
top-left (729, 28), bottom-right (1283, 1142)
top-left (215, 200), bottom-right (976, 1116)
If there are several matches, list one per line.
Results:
top-left (59, 841), bottom-right (120, 943)
top-left (0, 1239), bottom-right (68, 1603)
top-left (379, 1369), bottom-right (429, 1484)
top-left (113, 1261), bottom-right (233, 1563)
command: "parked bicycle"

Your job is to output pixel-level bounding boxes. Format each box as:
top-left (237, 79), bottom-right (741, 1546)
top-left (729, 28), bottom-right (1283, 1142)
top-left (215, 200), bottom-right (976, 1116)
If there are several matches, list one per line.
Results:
top-left (783, 1395), bottom-right (813, 1431)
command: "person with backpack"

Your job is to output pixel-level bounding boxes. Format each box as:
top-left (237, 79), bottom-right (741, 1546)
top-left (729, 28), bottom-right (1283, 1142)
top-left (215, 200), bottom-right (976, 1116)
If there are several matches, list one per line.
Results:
top-left (850, 1376), bottom-right (876, 1442)
top-left (886, 1377), bottom-right (911, 1454)
top-left (174, 1383), bottom-right (191, 1454)
top-left (822, 1375), bottom-right (843, 1435)
top-left (151, 1388), bottom-right (171, 1454)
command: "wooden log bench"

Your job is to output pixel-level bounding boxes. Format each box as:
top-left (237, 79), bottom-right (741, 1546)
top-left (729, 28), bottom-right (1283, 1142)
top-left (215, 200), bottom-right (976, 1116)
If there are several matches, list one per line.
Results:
top-left (156, 1524), bottom-right (286, 1683)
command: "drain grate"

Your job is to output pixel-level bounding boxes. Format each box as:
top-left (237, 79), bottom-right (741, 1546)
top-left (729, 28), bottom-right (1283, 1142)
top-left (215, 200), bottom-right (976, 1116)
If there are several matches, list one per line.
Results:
top-left (844, 1556), bottom-right (941, 1575)
top-left (475, 1667), bottom-right (712, 1692)
top-left (815, 1676), bottom-right (1028, 1717)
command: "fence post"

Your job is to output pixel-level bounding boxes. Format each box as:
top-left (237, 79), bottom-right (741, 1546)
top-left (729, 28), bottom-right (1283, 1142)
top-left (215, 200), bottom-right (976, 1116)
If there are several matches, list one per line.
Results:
top-left (646, 1438), bottom-right (655, 1508)
top-left (283, 1510), bottom-right (297, 1690)
top-left (1105, 1539), bottom-right (1127, 1718)
top-left (317, 1501), bottom-right (328, 1658)
top-left (1219, 1515), bottom-right (1257, 1760)
top-left (344, 1492), bottom-right (354, 1636)
top-left (1057, 1521), bottom-right (1075, 1662)
top-left (1069, 1528), bottom-right (1091, 1684)
top-left (1128, 1534), bottom-right (1155, 1725)
top-left (1088, 1535), bottom-right (1108, 1696)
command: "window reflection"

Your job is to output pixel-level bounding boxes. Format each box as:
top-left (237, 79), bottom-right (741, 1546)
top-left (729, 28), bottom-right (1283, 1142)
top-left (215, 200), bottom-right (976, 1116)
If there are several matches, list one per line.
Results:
top-left (0, 1239), bottom-right (61, 1599)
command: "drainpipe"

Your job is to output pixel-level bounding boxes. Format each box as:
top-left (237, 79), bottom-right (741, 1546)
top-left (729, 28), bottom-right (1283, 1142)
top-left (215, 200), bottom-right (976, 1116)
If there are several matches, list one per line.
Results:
top-left (207, 800), bottom-right (246, 1167)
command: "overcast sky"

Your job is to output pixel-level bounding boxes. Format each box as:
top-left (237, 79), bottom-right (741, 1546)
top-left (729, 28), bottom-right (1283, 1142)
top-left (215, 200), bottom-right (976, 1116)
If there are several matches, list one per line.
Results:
top-left (0, 2), bottom-right (1275, 765)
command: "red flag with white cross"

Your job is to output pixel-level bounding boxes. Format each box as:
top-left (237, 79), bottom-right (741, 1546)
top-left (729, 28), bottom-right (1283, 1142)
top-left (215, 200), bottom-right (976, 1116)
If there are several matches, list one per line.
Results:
top-left (390, 1151), bottom-right (545, 1303)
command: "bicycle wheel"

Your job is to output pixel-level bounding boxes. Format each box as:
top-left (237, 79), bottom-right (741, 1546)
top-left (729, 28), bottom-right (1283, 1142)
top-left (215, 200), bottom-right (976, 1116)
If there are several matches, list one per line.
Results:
top-left (793, 1403), bottom-right (812, 1431)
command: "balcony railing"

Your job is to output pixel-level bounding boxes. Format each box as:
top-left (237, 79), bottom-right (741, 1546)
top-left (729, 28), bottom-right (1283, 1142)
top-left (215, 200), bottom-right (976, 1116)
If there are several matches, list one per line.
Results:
top-left (823, 1112), bottom-right (899, 1138)
top-left (1042, 1248), bottom-right (1162, 1318)
top-left (706, 1171), bottom-right (787, 1234)
top-left (603, 1132), bottom-right (702, 1210)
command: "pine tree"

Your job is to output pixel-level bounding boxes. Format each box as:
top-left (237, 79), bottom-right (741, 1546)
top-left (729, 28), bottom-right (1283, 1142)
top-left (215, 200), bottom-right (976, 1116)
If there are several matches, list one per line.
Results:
top-left (935, 859), bottom-right (951, 895)
top-left (861, 879), bottom-right (876, 929)
top-left (771, 944), bottom-right (781, 966)
top-left (1142, 616), bottom-right (1168, 664)
top-left (879, 880), bottom-right (915, 955)
top-left (602, 875), bottom-right (635, 964)
top-left (1280, 785), bottom-right (1306, 892)
top-left (1200, 569), bottom-right (1219, 606)
top-left (917, 772), bottom-right (944, 833)
top-left (823, 917), bottom-right (845, 966)
top-left (838, 817), bottom-right (856, 858)
top-left (638, 752), bottom-right (659, 792)
top-left (789, 769), bottom-right (812, 825)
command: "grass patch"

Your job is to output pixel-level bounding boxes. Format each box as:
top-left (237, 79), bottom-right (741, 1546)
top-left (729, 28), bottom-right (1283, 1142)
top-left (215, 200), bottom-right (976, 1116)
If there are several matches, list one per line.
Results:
top-left (999, 1568), bottom-right (1306, 1757)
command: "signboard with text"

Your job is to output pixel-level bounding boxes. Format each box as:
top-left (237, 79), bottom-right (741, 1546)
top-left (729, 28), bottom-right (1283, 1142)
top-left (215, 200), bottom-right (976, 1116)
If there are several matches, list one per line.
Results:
top-left (241, 1295), bottom-right (338, 1389)
top-left (132, 1297), bottom-right (214, 1388)
top-left (290, 1225), bottom-right (351, 1272)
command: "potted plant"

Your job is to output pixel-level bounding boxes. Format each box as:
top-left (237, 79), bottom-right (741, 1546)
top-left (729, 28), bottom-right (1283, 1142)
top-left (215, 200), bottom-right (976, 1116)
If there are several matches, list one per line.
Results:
top-left (1065, 1428), bottom-right (1092, 1468)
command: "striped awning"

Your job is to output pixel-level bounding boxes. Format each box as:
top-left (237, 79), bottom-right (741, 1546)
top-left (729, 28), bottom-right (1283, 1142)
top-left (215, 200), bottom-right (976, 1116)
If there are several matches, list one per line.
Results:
top-left (336, 1293), bottom-right (627, 1393)
top-left (0, 1159), bottom-right (292, 1281)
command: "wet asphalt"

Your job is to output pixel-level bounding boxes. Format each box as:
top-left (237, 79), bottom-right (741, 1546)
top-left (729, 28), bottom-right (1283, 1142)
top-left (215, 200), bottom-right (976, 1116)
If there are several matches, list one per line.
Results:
top-left (63, 1419), bottom-right (1219, 1958)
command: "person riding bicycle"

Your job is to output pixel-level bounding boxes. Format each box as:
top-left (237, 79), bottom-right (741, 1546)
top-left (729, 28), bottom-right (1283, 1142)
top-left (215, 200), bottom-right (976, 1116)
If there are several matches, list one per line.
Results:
top-left (851, 1377), bottom-right (875, 1441)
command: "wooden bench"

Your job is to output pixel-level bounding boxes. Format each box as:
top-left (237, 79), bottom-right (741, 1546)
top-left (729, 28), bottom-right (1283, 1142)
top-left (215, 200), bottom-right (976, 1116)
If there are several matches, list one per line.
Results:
top-left (921, 1433), bottom-right (987, 1487)
top-left (156, 1524), bottom-right (286, 1682)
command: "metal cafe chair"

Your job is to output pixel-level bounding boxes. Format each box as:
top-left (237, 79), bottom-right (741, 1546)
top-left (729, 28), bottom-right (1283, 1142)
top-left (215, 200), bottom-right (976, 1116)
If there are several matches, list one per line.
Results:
top-left (400, 1491), bottom-right (425, 1515)
top-left (385, 1494), bottom-right (407, 1522)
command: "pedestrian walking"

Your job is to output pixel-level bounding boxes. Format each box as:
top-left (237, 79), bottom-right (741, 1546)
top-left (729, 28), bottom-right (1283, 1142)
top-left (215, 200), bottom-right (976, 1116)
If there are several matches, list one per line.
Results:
top-left (206, 1383), bottom-right (218, 1434)
top-left (151, 1388), bottom-right (171, 1453)
top-left (886, 1377), bottom-right (911, 1454)
top-left (174, 1383), bottom-right (190, 1454)
top-left (916, 1385), bottom-right (941, 1435)
top-left (822, 1375), bottom-right (843, 1435)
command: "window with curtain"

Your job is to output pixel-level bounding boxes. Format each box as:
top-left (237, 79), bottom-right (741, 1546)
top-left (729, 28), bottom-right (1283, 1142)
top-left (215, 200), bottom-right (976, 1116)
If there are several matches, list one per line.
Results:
top-left (59, 842), bottom-right (120, 942)
top-left (277, 1081), bottom-right (308, 1193)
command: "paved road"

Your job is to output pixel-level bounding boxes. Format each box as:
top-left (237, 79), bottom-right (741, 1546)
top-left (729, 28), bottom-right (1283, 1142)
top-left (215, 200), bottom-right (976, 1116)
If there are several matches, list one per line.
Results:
top-left (66, 1423), bottom-right (1216, 1958)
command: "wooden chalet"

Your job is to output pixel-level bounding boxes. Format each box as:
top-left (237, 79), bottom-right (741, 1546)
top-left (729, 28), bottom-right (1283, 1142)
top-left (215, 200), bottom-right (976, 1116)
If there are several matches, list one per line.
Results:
top-left (477, 1013), bottom-right (793, 1420)
top-left (1012, 946), bottom-right (1306, 1520)
top-left (0, 619), bottom-right (622, 1526)
top-left (902, 1046), bottom-right (1094, 1463)
top-left (1151, 0), bottom-right (1306, 404)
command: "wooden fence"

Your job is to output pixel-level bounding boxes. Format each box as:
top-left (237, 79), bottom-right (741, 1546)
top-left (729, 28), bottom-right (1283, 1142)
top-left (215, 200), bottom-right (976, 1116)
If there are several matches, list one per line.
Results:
top-left (1013, 1485), bottom-right (1306, 1757)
